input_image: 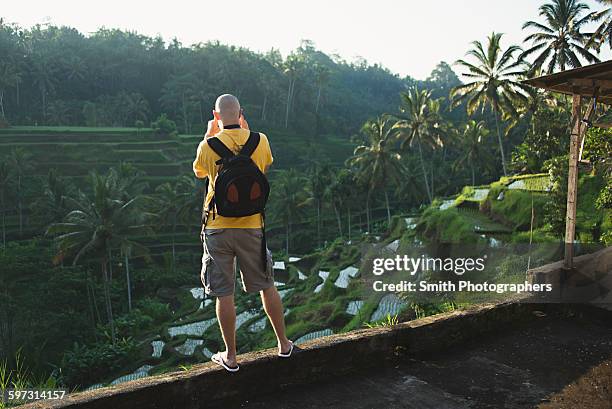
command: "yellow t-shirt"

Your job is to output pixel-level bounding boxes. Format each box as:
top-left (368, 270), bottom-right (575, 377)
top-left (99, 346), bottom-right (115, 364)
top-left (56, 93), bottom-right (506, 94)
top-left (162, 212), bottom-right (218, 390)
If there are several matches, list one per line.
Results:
top-left (193, 128), bottom-right (273, 229)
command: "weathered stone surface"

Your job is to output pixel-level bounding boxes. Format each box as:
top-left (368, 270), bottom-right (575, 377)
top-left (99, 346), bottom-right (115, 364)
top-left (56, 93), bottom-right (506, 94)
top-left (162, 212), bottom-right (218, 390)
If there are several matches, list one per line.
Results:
top-left (527, 246), bottom-right (611, 303)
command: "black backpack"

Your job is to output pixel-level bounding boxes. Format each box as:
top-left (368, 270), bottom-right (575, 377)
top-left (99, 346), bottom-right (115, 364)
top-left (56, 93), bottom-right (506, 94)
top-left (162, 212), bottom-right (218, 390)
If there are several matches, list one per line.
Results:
top-left (203, 131), bottom-right (270, 222)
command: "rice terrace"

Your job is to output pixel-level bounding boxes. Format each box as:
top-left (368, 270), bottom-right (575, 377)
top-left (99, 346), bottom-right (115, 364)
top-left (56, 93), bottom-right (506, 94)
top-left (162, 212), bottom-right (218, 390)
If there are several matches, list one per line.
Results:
top-left (0, 1), bottom-right (611, 408)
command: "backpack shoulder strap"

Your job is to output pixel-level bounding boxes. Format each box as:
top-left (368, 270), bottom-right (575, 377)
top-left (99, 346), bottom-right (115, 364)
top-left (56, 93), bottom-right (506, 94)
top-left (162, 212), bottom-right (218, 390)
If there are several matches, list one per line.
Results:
top-left (240, 131), bottom-right (260, 157)
top-left (207, 137), bottom-right (234, 161)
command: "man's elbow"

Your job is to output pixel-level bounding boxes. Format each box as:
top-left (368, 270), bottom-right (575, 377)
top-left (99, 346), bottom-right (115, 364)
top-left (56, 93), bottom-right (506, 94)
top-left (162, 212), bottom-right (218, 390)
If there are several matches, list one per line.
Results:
top-left (193, 168), bottom-right (207, 179)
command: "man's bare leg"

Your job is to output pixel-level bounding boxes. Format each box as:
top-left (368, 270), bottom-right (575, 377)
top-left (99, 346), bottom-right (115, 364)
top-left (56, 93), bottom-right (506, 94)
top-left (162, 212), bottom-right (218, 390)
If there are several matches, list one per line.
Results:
top-left (216, 294), bottom-right (237, 366)
top-left (260, 286), bottom-right (292, 354)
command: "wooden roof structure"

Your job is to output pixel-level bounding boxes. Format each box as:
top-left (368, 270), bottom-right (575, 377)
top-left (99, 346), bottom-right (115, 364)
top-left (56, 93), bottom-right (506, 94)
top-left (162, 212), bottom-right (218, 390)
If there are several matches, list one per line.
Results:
top-left (523, 60), bottom-right (612, 269)
top-left (523, 60), bottom-right (612, 105)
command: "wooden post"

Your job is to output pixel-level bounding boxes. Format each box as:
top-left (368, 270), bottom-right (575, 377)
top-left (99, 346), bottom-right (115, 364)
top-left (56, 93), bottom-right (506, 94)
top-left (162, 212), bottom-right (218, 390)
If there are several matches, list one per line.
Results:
top-left (564, 94), bottom-right (596, 269)
top-left (564, 93), bottom-right (581, 268)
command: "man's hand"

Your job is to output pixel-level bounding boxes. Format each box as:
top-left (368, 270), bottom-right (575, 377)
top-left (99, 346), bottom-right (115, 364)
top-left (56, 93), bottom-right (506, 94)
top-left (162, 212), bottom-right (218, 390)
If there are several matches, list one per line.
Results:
top-left (239, 113), bottom-right (250, 130)
top-left (205, 118), bottom-right (220, 139)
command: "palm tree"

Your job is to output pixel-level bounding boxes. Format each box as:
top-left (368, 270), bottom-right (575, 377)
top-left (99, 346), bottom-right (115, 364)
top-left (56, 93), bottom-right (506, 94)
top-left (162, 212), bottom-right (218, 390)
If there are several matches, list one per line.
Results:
top-left (125, 93), bottom-right (150, 124)
top-left (507, 68), bottom-right (558, 134)
top-left (270, 169), bottom-right (309, 254)
top-left (30, 58), bottom-right (57, 121)
top-left (32, 168), bottom-right (75, 227)
top-left (154, 177), bottom-right (192, 271)
top-left (313, 63), bottom-right (330, 114)
top-left (120, 244), bottom-right (133, 312)
top-left (111, 162), bottom-right (148, 200)
top-left (65, 55), bottom-right (87, 81)
top-left (394, 156), bottom-right (427, 208)
top-left (176, 175), bottom-right (207, 235)
top-left (325, 171), bottom-right (349, 238)
top-left (0, 62), bottom-right (21, 121)
top-left (283, 54), bottom-right (303, 128)
top-left (160, 73), bottom-right (198, 133)
top-left (261, 49), bottom-right (284, 122)
top-left (306, 164), bottom-right (331, 247)
top-left (46, 100), bottom-right (71, 125)
top-left (332, 168), bottom-right (358, 241)
top-left (587, 1), bottom-right (612, 50)
top-left (0, 160), bottom-right (10, 248)
top-left (347, 116), bottom-right (404, 230)
top-left (47, 171), bottom-right (150, 344)
top-left (254, 65), bottom-right (272, 121)
top-left (451, 32), bottom-right (528, 177)
top-left (8, 148), bottom-right (32, 237)
top-left (393, 87), bottom-right (445, 203)
top-left (454, 121), bottom-right (491, 186)
top-left (521, 0), bottom-right (600, 74)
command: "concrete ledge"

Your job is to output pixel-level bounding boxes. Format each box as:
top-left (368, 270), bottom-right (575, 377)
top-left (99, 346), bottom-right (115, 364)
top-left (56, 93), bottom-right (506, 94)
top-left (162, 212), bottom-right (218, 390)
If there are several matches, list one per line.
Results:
top-left (18, 300), bottom-right (560, 409)
top-left (527, 246), bottom-right (611, 302)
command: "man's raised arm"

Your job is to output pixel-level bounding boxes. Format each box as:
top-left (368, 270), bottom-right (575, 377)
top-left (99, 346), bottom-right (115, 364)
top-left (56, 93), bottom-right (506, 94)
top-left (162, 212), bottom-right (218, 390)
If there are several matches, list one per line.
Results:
top-left (193, 141), bottom-right (208, 179)
top-left (193, 118), bottom-right (222, 179)
top-left (261, 132), bottom-right (273, 174)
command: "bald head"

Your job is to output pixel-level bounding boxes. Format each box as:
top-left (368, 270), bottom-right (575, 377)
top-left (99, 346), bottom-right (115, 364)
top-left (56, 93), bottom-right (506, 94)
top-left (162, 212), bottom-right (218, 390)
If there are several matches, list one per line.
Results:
top-left (214, 94), bottom-right (241, 124)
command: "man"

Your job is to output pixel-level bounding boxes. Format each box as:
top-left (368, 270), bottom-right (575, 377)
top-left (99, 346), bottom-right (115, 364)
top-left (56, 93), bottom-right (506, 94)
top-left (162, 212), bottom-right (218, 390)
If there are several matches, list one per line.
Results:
top-left (193, 94), bottom-right (293, 372)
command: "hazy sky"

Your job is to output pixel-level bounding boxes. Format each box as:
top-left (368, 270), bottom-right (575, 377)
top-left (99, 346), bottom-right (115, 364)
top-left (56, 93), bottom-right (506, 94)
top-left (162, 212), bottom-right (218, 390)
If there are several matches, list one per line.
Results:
top-left (3, 0), bottom-right (610, 79)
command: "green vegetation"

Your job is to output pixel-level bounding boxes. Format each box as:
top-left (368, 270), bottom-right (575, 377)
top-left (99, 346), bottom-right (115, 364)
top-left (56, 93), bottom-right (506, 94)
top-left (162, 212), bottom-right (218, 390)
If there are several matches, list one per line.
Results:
top-left (394, 87), bottom-right (446, 203)
top-left (451, 32), bottom-right (528, 177)
top-left (418, 169), bottom-right (609, 247)
top-left (349, 116), bottom-right (404, 228)
top-left (0, 24), bottom-right (410, 136)
top-left (489, 190), bottom-right (548, 231)
top-left (0, 350), bottom-right (60, 408)
top-left (0, 0), bottom-right (610, 397)
top-left (521, 0), bottom-right (600, 74)
top-left (365, 314), bottom-right (400, 328)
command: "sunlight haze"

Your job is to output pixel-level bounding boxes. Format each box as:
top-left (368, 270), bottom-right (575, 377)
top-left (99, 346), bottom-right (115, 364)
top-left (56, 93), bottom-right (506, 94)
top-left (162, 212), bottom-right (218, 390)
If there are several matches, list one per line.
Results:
top-left (4, 0), bottom-right (609, 80)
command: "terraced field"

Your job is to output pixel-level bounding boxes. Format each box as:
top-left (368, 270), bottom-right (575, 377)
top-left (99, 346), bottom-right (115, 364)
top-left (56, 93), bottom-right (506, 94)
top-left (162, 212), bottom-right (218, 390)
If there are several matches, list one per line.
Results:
top-left (1, 126), bottom-right (355, 181)
top-left (0, 127), bottom-right (189, 183)
top-left (6, 126), bottom-right (606, 392)
top-left (0, 126), bottom-right (356, 244)
top-left (83, 229), bottom-right (409, 390)
top-left (82, 202), bottom-right (556, 390)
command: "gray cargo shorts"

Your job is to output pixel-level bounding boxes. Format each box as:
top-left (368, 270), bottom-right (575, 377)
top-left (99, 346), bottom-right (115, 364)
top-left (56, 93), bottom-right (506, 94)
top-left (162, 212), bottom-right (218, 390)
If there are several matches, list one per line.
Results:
top-left (201, 228), bottom-right (274, 297)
